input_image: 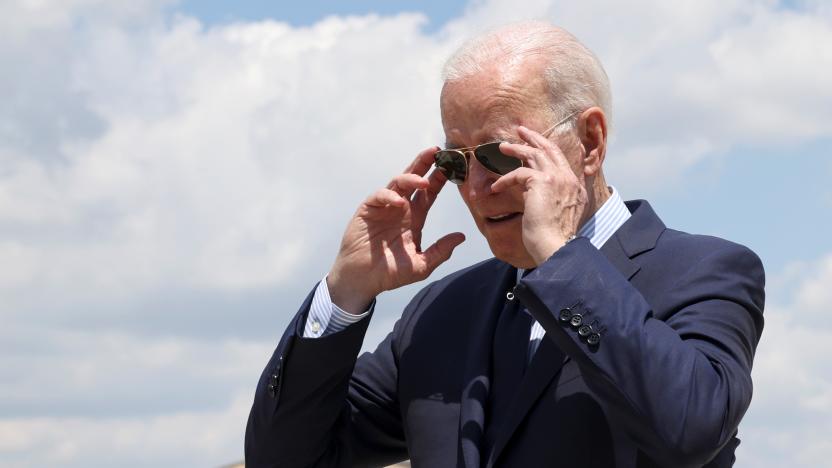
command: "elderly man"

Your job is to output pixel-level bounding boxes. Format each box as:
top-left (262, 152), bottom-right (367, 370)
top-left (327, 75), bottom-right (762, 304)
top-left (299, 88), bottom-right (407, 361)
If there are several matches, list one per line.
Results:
top-left (245, 22), bottom-right (764, 468)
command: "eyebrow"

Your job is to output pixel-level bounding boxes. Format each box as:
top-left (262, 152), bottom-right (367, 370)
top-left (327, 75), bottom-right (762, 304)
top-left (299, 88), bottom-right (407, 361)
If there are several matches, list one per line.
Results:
top-left (441, 112), bottom-right (581, 150)
top-left (443, 138), bottom-right (504, 150)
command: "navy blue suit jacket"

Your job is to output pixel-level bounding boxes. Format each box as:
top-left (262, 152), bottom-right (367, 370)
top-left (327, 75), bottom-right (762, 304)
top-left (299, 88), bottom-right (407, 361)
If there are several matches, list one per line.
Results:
top-left (245, 200), bottom-right (765, 467)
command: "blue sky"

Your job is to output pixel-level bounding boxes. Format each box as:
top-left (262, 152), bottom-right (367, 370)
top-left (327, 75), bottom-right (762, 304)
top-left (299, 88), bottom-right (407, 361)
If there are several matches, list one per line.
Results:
top-left (652, 138), bottom-right (832, 273)
top-left (175, 0), bottom-right (468, 29)
top-left (1, 1), bottom-right (831, 467)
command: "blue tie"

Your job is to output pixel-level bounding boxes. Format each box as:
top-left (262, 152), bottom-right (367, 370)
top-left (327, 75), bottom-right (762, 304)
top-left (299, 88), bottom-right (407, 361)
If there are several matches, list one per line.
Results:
top-left (484, 278), bottom-right (533, 457)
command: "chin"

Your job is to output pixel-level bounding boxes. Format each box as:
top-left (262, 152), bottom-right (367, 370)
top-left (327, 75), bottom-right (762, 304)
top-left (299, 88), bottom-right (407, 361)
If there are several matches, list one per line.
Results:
top-left (474, 216), bottom-right (534, 267)
top-left (485, 236), bottom-right (534, 268)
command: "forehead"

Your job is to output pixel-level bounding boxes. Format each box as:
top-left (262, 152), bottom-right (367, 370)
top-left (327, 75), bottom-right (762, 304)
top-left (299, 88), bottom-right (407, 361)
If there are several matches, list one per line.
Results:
top-left (440, 62), bottom-right (551, 147)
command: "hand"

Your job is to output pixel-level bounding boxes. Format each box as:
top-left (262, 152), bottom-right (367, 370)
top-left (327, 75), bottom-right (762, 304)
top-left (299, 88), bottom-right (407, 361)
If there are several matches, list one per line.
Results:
top-left (327, 146), bottom-right (466, 314)
top-left (491, 126), bottom-right (587, 265)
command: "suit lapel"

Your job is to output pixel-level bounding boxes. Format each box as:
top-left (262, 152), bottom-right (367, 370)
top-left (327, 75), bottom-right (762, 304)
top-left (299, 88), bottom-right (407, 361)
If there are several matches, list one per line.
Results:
top-left (600, 233), bottom-right (641, 280)
top-left (483, 200), bottom-right (666, 466)
top-left (458, 261), bottom-right (516, 468)
top-left (600, 200), bottom-right (665, 279)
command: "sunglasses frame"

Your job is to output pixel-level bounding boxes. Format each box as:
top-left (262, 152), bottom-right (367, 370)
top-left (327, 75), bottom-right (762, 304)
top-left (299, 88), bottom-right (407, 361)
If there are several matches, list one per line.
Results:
top-left (434, 110), bottom-right (583, 185)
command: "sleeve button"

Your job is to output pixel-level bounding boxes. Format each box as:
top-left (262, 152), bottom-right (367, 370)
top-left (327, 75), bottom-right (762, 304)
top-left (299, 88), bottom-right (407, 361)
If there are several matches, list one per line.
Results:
top-left (559, 308), bottom-right (573, 322)
top-left (578, 324), bottom-right (592, 337)
top-left (268, 373), bottom-right (280, 398)
top-left (569, 314), bottom-right (583, 328)
top-left (587, 333), bottom-right (601, 346)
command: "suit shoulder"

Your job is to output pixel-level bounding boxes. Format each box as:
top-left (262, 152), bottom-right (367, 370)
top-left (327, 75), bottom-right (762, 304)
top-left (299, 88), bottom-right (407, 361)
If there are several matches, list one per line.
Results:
top-left (394, 258), bottom-right (506, 333)
top-left (625, 199), bottom-right (761, 266)
top-left (409, 257), bottom-right (506, 307)
top-left (650, 229), bottom-right (765, 291)
top-left (657, 228), bottom-right (762, 264)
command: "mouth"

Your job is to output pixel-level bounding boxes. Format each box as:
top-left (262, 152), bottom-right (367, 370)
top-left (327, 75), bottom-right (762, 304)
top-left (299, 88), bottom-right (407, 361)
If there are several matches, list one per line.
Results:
top-left (485, 212), bottom-right (522, 224)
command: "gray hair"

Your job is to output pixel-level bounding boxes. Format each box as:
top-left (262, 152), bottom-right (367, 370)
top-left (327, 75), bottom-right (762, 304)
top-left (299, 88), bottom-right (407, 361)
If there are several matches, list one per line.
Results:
top-left (442, 21), bottom-right (612, 132)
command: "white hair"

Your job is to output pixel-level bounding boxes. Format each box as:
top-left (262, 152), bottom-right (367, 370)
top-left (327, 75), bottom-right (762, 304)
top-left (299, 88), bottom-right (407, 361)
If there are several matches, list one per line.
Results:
top-left (442, 21), bottom-right (612, 132)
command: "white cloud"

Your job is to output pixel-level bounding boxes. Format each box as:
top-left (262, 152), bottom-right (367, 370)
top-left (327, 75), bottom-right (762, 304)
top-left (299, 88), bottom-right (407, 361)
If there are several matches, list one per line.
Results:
top-left (737, 256), bottom-right (832, 466)
top-left (678, 6), bottom-right (832, 142)
top-left (1, 0), bottom-right (831, 466)
top-left (1, 11), bottom-right (456, 310)
top-left (0, 328), bottom-right (270, 466)
top-left (0, 0), bottom-right (173, 43)
top-left (793, 255), bottom-right (832, 320)
top-left (0, 392), bottom-right (253, 468)
top-left (440, 0), bottom-right (832, 193)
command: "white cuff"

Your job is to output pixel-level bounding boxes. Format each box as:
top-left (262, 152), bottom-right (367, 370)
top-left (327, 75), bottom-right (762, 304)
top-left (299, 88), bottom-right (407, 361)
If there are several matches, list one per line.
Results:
top-left (303, 276), bottom-right (371, 338)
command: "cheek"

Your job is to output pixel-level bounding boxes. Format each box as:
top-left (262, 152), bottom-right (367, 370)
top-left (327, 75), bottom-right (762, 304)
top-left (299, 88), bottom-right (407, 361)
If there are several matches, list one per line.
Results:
top-left (506, 183), bottom-right (526, 199)
top-left (458, 190), bottom-right (479, 219)
top-left (458, 185), bottom-right (475, 211)
top-left (457, 186), bottom-right (490, 233)
top-left (560, 140), bottom-right (585, 174)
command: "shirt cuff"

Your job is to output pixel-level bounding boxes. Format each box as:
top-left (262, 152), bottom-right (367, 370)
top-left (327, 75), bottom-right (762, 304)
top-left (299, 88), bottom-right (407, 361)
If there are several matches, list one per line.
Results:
top-left (303, 276), bottom-right (372, 338)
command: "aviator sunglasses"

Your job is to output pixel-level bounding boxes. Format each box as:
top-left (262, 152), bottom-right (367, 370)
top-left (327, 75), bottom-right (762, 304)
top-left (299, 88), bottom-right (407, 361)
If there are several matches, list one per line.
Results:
top-left (434, 110), bottom-right (581, 184)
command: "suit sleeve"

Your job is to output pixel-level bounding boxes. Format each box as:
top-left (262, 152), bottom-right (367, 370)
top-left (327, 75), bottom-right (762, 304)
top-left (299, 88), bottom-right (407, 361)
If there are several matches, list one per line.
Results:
top-left (245, 282), bottom-right (431, 467)
top-left (514, 237), bottom-right (765, 468)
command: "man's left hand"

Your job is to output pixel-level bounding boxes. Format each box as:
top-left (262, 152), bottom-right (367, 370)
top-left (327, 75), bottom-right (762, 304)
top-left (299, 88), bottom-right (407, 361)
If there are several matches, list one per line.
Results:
top-left (491, 125), bottom-right (588, 265)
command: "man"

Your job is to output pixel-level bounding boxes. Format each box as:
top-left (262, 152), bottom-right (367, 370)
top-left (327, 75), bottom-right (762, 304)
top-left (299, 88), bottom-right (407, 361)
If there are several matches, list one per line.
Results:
top-left (245, 22), bottom-right (765, 468)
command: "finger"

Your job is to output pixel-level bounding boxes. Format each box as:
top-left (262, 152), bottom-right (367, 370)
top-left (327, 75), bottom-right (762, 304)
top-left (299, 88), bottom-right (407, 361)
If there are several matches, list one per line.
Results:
top-left (424, 166), bottom-right (450, 202)
top-left (402, 146), bottom-right (441, 176)
top-left (517, 125), bottom-right (570, 169)
top-left (365, 188), bottom-right (406, 208)
top-left (387, 173), bottom-right (430, 198)
top-left (419, 232), bottom-right (466, 274)
top-left (411, 167), bottom-right (448, 215)
top-left (516, 125), bottom-right (553, 148)
top-left (498, 141), bottom-right (554, 172)
top-left (490, 167), bottom-right (538, 193)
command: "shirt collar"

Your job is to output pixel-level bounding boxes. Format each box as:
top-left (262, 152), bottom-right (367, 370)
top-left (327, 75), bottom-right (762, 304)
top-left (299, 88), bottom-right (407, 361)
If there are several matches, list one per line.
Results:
top-left (578, 185), bottom-right (631, 250)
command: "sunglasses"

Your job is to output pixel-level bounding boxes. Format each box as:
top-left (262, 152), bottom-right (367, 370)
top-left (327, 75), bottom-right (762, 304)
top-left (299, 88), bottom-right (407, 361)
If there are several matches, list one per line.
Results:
top-left (433, 110), bottom-right (581, 185)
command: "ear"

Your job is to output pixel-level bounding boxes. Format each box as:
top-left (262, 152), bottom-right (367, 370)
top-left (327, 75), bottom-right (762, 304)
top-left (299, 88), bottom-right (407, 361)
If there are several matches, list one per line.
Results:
top-left (577, 107), bottom-right (607, 177)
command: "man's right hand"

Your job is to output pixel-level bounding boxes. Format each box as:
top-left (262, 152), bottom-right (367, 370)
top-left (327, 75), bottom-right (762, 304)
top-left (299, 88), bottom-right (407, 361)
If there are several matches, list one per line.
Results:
top-left (327, 146), bottom-right (466, 314)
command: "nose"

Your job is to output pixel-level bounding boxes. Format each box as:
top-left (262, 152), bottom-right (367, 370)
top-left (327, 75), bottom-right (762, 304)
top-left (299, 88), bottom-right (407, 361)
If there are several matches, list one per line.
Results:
top-left (462, 153), bottom-right (499, 201)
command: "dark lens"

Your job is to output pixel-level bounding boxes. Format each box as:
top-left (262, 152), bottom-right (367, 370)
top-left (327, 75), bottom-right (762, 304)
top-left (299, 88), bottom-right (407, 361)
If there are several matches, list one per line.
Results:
top-left (434, 150), bottom-right (467, 184)
top-left (474, 142), bottom-right (521, 175)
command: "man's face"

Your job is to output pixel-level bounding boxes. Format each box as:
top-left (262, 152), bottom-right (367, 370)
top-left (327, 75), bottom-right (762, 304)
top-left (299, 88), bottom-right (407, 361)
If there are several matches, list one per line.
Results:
top-left (440, 62), bottom-right (580, 268)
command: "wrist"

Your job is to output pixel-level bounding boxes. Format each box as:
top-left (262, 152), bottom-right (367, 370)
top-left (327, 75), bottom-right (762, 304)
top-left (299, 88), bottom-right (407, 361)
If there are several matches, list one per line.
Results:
top-left (326, 270), bottom-right (376, 315)
top-left (530, 234), bottom-right (577, 265)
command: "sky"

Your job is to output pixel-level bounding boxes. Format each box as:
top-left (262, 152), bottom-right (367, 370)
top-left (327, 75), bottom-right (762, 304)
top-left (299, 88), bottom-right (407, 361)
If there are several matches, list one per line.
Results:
top-left (0, 0), bottom-right (830, 466)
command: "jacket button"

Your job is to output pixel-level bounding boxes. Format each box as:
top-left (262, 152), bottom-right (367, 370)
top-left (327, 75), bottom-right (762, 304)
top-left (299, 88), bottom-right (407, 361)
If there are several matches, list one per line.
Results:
top-left (569, 314), bottom-right (583, 328)
top-left (559, 308), bottom-right (572, 322)
top-left (587, 333), bottom-right (601, 346)
top-left (268, 355), bottom-right (284, 399)
top-left (268, 375), bottom-right (278, 397)
top-left (578, 324), bottom-right (592, 337)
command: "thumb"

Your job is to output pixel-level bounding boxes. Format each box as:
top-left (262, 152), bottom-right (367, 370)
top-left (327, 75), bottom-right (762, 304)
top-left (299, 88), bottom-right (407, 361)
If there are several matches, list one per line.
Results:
top-left (420, 232), bottom-right (466, 275)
